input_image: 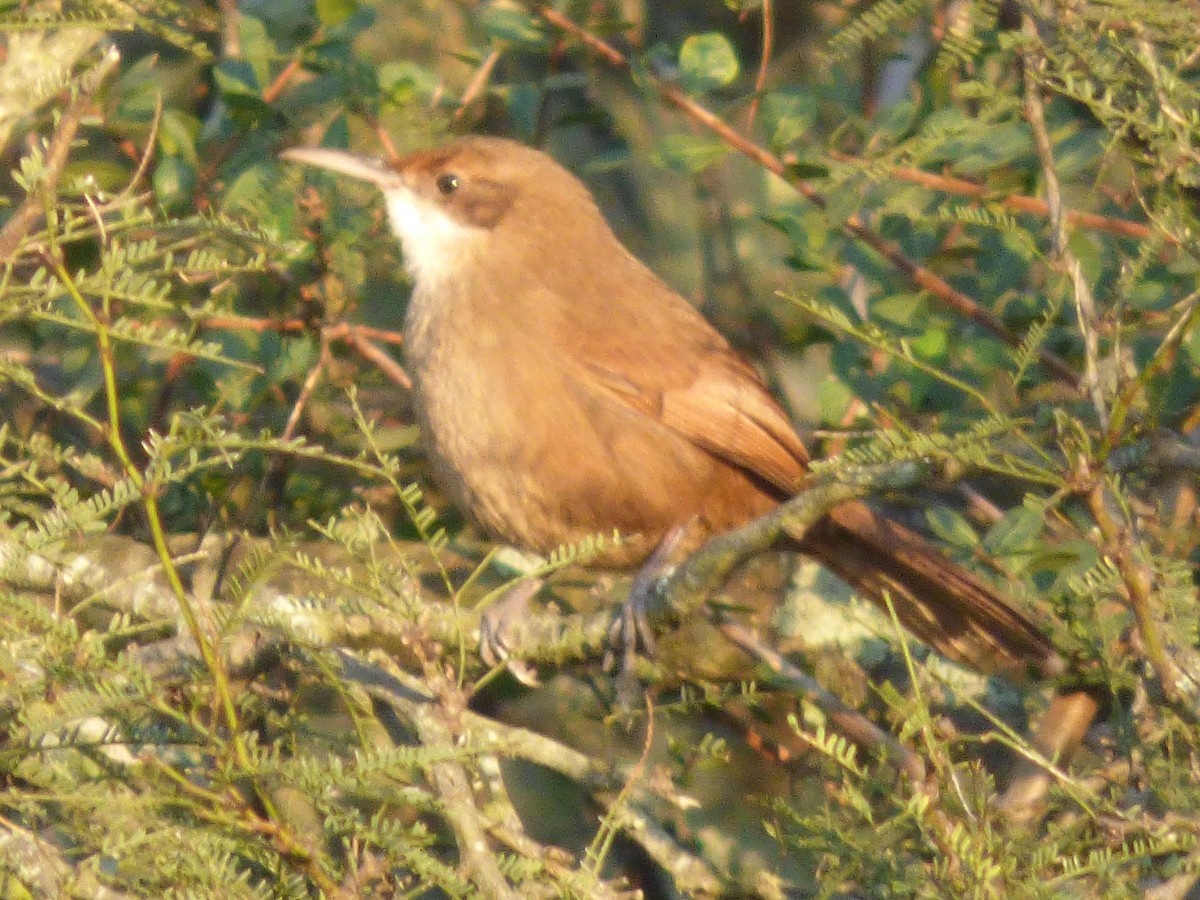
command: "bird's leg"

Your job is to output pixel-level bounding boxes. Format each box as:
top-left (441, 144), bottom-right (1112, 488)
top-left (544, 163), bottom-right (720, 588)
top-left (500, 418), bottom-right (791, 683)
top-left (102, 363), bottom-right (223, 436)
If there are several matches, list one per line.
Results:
top-left (606, 524), bottom-right (692, 674)
top-left (479, 577), bottom-right (545, 685)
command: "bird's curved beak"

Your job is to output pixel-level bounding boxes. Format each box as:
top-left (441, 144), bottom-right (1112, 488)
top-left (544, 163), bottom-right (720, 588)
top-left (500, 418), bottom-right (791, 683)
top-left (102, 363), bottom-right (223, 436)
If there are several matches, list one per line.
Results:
top-left (280, 147), bottom-right (403, 188)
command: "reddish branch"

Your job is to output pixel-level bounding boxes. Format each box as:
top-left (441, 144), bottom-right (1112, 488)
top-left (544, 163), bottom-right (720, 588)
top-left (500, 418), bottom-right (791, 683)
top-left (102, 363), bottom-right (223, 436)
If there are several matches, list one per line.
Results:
top-left (193, 316), bottom-right (412, 389)
top-left (201, 315), bottom-right (404, 346)
top-left (743, 0), bottom-right (773, 128)
top-left (825, 150), bottom-right (1157, 242)
top-left (533, 6), bottom-right (1088, 388)
top-left (0, 47), bottom-right (121, 263)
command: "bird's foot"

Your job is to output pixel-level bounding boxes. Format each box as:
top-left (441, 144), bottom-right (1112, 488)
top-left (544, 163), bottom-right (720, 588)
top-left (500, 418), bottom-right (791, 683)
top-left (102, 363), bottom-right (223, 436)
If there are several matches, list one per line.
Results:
top-left (605, 525), bottom-right (687, 676)
top-left (479, 577), bottom-right (545, 686)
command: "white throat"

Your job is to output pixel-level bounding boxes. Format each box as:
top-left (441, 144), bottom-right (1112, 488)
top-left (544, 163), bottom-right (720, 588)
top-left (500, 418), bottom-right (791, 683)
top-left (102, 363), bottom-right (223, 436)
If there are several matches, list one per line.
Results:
top-left (383, 188), bottom-right (481, 286)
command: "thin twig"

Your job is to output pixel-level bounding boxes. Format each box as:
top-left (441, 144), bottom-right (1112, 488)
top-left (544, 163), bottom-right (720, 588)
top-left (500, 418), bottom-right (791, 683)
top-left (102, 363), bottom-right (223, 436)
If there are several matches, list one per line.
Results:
top-left (532, 5), bottom-right (1080, 389)
top-left (196, 315), bottom-right (405, 345)
top-left (180, 315), bottom-right (411, 388)
top-left (111, 91), bottom-right (162, 203)
top-left (744, 0), bottom-right (773, 128)
top-left (1021, 15), bottom-right (1107, 425)
top-left (344, 329), bottom-right (412, 389)
top-left (718, 619), bottom-right (926, 781)
top-left (455, 48), bottom-right (501, 120)
top-left (281, 331), bottom-right (333, 443)
top-left (826, 149), bottom-right (1158, 241)
top-left (263, 55), bottom-right (304, 105)
top-left (0, 46), bottom-right (121, 263)
top-left (1086, 481), bottom-right (1182, 702)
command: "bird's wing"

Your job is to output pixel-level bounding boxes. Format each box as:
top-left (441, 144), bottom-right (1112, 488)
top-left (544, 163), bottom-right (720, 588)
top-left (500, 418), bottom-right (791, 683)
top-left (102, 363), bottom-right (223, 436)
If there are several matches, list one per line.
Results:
top-left (576, 348), bottom-right (809, 494)
top-left (528, 245), bottom-right (809, 494)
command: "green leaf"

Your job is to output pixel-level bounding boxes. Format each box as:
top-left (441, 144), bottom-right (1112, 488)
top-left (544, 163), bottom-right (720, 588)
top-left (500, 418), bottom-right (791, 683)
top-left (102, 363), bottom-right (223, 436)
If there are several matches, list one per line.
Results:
top-left (983, 505), bottom-right (1044, 556)
top-left (379, 61), bottom-right (440, 106)
top-left (157, 110), bottom-right (199, 166)
top-left (213, 58), bottom-right (260, 97)
top-left (766, 208), bottom-right (834, 271)
top-left (872, 292), bottom-right (927, 329)
top-left (1128, 279), bottom-right (1170, 311)
top-left (910, 327), bottom-right (948, 360)
top-left (679, 32), bottom-right (740, 93)
top-left (760, 90), bottom-right (818, 149)
top-left (152, 156), bottom-right (195, 209)
top-left (925, 506), bottom-right (979, 549)
top-left (1068, 231), bottom-right (1103, 286)
top-left (115, 55), bottom-right (161, 122)
top-left (875, 96), bottom-right (919, 138)
top-left (212, 60), bottom-right (272, 125)
top-left (316, 0), bottom-right (358, 26)
top-left (1027, 540), bottom-right (1099, 594)
top-left (1186, 324), bottom-right (1200, 366)
top-left (818, 374), bottom-right (855, 426)
top-left (222, 163), bottom-right (271, 217)
top-left (238, 15), bottom-right (274, 91)
top-left (652, 134), bottom-right (730, 174)
top-left (479, 3), bottom-right (545, 45)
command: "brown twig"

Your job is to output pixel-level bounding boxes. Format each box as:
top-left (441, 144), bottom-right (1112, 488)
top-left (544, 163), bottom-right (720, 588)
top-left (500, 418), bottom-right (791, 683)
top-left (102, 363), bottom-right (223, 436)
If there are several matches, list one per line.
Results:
top-left (195, 315), bottom-right (411, 388)
top-left (344, 329), bottom-right (412, 389)
top-left (374, 122), bottom-right (401, 163)
top-left (532, 5), bottom-right (1081, 389)
top-left (0, 46), bottom-right (121, 263)
top-left (454, 48), bottom-right (501, 120)
top-left (196, 314), bottom-right (405, 345)
top-left (113, 91), bottom-right (163, 202)
top-left (281, 332), bottom-right (333, 444)
top-left (263, 55), bottom-right (304, 105)
top-left (718, 619), bottom-right (927, 782)
top-left (1021, 18), bottom-right (1107, 424)
top-left (1086, 480), bottom-right (1181, 702)
top-left (743, 0), bottom-right (773, 128)
top-left (826, 150), bottom-right (1157, 242)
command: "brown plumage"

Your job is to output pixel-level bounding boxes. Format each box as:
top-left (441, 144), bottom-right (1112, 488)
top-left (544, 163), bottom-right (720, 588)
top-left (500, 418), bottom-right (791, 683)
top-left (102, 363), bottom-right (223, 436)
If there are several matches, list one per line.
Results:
top-left (283, 136), bottom-right (1062, 683)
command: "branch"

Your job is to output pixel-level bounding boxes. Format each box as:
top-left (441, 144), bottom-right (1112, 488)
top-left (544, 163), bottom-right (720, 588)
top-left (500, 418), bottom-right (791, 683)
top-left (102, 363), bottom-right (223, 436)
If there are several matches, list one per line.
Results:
top-left (640, 461), bottom-right (927, 632)
top-left (1085, 480), bottom-right (1190, 706)
top-left (717, 619), bottom-right (926, 782)
top-left (409, 669), bottom-right (520, 899)
top-left (340, 653), bottom-right (738, 897)
top-left (826, 149), bottom-right (1158, 242)
top-left (0, 45), bottom-right (121, 263)
top-left (2, 462), bottom-right (930, 676)
top-left (1020, 16), bottom-right (1108, 425)
top-left (531, 5), bottom-right (1080, 389)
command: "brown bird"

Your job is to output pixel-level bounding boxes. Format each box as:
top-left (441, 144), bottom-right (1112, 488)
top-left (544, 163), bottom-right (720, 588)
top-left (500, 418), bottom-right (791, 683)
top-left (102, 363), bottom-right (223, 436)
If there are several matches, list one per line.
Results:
top-left (282, 136), bottom-right (1063, 684)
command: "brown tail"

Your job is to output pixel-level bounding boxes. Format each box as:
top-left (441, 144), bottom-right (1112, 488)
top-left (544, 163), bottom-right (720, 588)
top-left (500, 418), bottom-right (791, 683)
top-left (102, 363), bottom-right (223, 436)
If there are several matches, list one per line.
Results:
top-left (801, 500), bottom-right (1064, 683)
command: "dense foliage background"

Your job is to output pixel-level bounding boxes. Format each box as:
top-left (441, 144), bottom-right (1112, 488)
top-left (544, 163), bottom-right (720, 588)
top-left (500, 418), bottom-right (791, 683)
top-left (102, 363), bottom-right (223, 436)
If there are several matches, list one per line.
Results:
top-left (1, 0), bottom-right (1199, 896)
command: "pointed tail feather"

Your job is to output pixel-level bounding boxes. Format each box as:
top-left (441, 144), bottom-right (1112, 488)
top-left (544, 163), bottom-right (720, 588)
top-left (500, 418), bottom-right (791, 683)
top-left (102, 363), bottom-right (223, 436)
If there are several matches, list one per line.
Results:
top-left (802, 500), bottom-right (1064, 683)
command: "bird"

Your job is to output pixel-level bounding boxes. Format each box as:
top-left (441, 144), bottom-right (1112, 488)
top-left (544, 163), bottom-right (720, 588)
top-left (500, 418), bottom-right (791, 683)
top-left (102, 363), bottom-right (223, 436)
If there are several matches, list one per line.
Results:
top-left (280, 135), bottom-right (1064, 684)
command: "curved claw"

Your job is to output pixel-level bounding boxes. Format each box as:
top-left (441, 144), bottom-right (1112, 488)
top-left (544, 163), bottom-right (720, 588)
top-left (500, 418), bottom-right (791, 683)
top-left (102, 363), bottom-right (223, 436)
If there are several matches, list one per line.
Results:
top-left (606, 575), bottom-right (659, 674)
top-left (479, 578), bottom-right (544, 685)
top-left (605, 524), bottom-right (689, 674)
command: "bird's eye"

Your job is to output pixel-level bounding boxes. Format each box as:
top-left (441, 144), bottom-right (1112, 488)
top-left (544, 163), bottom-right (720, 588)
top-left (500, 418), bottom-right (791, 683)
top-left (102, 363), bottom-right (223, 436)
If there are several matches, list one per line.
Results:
top-left (436, 173), bottom-right (460, 196)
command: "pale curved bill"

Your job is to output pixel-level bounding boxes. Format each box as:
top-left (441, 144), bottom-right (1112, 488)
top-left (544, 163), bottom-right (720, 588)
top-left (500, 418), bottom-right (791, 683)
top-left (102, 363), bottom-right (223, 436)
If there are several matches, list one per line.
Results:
top-left (280, 147), bottom-right (399, 188)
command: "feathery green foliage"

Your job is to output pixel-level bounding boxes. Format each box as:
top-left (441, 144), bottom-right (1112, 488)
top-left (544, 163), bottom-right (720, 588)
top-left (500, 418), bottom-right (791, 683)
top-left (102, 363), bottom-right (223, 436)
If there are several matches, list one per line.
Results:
top-left (1, 0), bottom-right (1199, 896)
